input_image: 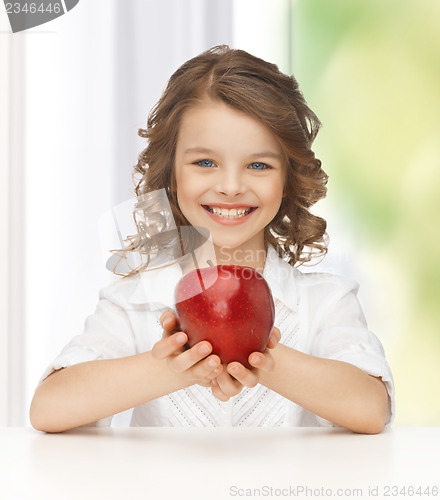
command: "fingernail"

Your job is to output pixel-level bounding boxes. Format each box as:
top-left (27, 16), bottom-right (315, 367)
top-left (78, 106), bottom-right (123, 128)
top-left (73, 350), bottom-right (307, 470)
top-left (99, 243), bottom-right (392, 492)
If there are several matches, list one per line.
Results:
top-left (250, 354), bottom-right (261, 365)
top-left (208, 358), bottom-right (218, 368)
top-left (176, 332), bottom-right (187, 343)
top-left (198, 344), bottom-right (210, 355)
top-left (229, 365), bottom-right (239, 374)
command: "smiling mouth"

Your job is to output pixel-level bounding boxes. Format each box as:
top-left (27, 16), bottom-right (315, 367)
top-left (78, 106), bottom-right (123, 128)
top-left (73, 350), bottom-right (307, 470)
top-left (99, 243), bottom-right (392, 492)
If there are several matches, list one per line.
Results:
top-left (202, 205), bottom-right (256, 219)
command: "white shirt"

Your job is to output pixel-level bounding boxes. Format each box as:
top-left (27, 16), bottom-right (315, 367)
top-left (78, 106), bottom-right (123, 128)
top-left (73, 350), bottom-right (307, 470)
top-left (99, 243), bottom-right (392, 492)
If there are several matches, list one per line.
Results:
top-left (40, 246), bottom-right (395, 427)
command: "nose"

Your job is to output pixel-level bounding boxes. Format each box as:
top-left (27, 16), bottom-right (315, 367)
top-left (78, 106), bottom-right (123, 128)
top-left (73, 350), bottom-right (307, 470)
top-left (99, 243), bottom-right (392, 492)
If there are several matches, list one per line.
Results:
top-left (215, 167), bottom-right (246, 197)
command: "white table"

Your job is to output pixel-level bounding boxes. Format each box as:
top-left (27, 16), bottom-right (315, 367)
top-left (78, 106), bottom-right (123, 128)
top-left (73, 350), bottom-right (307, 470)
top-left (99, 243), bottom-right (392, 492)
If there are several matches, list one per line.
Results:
top-left (1, 427), bottom-right (439, 500)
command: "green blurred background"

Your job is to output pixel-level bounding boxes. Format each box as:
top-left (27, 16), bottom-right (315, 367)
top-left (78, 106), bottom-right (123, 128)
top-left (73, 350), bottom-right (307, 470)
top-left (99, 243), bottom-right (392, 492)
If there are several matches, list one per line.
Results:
top-left (292, 0), bottom-right (440, 425)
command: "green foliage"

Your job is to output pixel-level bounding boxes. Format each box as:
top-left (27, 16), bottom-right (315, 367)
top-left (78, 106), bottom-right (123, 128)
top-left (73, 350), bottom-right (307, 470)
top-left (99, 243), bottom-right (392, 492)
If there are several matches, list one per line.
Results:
top-left (294, 0), bottom-right (440, 424)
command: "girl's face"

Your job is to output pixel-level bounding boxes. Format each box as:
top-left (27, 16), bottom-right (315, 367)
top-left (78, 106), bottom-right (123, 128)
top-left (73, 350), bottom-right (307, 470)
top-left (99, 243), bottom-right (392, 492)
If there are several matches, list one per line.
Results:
top-left (174, 98), bottom-right (285, 264)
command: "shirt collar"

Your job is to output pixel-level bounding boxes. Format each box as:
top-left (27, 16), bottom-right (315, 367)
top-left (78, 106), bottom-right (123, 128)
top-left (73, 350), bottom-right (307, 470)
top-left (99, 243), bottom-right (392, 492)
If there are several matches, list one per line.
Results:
top-left (127, 245), bottom-right (298, 313)
top-left (262, 245), bottom-right (299, 313)
top-left (127, 263), bottom-right (183, 310)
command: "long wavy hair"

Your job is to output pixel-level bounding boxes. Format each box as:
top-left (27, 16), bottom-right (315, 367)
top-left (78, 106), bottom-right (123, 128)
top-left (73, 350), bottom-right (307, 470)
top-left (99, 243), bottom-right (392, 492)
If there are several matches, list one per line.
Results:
top-left (119, 45), bottom-right (328, 274)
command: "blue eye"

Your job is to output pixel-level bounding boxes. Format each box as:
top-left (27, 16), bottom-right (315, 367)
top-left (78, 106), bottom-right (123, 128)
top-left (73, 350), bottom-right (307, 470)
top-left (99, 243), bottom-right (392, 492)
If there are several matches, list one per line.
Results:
top-left (249, 162), bottom-right (271, 170)
top-left (195, 159), bottom-right (215, 168)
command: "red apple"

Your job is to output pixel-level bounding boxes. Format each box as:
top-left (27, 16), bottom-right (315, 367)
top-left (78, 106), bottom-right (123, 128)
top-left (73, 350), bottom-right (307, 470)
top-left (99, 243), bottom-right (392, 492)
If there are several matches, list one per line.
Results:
top-left (174, 265), bottom-right (275, 368)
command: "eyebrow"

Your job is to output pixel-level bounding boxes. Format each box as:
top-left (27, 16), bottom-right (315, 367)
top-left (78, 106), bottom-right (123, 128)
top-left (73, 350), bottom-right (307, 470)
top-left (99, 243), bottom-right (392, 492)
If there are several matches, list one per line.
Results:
top-left (183, 147), bottom-right (282, 160)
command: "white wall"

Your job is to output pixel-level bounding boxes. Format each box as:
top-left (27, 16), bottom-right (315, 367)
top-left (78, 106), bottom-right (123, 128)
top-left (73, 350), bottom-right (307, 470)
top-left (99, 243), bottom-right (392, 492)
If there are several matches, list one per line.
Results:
top-left (2, 0), bottom-right (236, 426)
top-left (0, 7), bottom-right (13, 426)
top-left (233, 0), bottom-right (292, 74)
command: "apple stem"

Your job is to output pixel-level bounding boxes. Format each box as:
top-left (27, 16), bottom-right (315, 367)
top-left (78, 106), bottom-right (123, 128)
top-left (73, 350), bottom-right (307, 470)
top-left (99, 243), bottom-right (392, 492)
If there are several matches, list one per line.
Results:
top-left (190, 251), bottom-right (205, 292)
top-left (176, 226), bottom-right (186, 257)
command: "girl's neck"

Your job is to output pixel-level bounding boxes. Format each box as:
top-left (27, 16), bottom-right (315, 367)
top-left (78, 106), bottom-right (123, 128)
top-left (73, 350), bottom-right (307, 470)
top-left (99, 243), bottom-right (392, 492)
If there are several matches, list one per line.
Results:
top-left (214, 244), bottom-right (267, 274)
top-left (177, 239), bottom-right (268, 275)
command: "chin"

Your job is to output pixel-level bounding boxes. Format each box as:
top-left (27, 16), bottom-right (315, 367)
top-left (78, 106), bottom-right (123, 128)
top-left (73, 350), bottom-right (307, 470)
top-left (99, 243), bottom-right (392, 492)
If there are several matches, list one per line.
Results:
top-left (214, 239), bottom-right (260, 260)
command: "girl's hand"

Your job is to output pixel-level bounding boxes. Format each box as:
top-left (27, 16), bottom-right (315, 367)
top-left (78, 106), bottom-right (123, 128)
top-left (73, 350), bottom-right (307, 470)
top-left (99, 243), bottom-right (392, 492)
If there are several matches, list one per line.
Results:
top-left (210, 327), bottom-right (281, 401)
top-left (152, 310), bottom-right (224, 387)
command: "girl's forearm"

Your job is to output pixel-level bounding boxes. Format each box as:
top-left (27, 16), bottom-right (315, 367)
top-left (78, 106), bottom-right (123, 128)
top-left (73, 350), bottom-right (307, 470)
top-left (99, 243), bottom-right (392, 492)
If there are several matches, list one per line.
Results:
top-left (260, 344), bottom-right (388, 434)
top-left (29, 352), bottom-right (186, 433)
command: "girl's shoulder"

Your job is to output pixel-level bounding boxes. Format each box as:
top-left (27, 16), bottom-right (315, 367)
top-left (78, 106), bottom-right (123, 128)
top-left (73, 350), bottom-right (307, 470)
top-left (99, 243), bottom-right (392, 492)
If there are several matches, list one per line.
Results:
top-left (96, 264), bottom-right (183, 311)
top-left (292, 270), bottom-right (366, 327)
top-left (97, 273), bottom-right (145, 306)
top-left (265, 247), bottom-right (360, 310)
top-left (293, 268), bottom-right (360, 303)
top-left (295, 268), bottom-right (359, 287)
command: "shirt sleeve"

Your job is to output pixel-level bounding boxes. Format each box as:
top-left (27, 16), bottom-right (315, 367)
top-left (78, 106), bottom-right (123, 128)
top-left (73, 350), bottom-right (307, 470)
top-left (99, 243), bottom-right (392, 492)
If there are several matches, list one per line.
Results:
top-left (38, 283), bottom-right (137, 384)
top-left (310, 276), bottom-right (395, 427)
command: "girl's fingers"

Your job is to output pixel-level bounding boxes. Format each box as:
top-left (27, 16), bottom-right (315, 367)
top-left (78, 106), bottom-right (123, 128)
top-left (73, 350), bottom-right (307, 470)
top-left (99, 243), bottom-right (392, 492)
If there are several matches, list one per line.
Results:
top-left (211, 379), bottom-right (230, 402)
top-left (192, 355), bottom-right (223, 381)
top-left (215, 369), bottom-right (243, 397)
top-left (227, 362), bottom-right (259, 388)
top-left (248, 350), bottom-right (275, 372)
top-left (159, 310), bottom-right (180, 332)
top-left (266, 327), bottom-right (281, 349)
top-left (167, 341), bottom-right (214, 373)
top-left (151, 331), bottom-right (187, 360)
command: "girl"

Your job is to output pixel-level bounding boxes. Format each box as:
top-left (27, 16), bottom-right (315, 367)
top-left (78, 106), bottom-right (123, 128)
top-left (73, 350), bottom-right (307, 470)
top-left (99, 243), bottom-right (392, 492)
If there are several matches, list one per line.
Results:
top-left (30, 45), bottom-right (394, 433)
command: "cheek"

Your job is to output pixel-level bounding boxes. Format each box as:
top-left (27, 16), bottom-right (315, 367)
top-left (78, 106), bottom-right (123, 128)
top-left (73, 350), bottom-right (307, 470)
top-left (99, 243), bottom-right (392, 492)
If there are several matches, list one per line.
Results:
top-left (176, 175), bottom-right (199, 216)
top-left (175, 167), bottom-right (187, 199)
top-left (266, 180), bottom-right (285, 210)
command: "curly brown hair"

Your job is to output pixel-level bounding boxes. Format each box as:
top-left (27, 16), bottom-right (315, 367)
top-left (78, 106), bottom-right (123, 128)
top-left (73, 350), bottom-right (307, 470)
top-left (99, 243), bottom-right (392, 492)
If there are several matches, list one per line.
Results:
top-left (130, 45), bottom-right (328, 269)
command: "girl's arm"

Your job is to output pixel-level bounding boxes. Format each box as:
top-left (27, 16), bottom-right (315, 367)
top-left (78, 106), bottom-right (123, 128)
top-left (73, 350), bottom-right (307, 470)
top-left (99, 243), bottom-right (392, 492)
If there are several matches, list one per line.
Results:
top-left (29, 325), bottom-right (222, 433)
top-left (224, 344), bottom-right (389, 434)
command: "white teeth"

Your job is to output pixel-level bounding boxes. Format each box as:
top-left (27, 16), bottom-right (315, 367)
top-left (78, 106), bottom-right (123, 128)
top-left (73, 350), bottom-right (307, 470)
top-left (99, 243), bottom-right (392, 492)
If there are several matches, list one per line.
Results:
top-left (206, 206), bottom-right (253, 218)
